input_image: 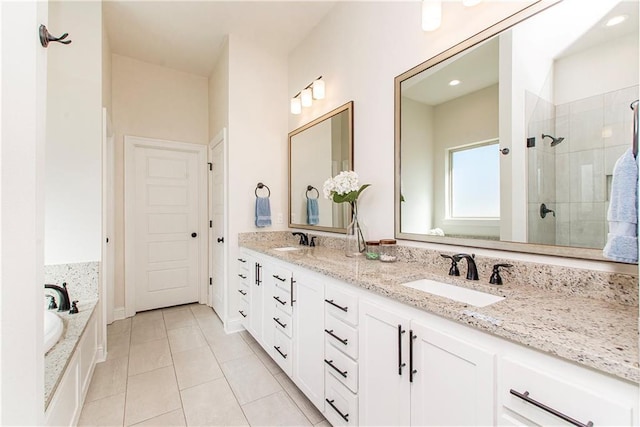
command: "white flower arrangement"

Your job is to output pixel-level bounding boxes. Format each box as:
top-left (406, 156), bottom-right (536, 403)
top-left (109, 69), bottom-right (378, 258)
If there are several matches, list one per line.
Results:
top-left (323, 171), bottom-right (370, 204)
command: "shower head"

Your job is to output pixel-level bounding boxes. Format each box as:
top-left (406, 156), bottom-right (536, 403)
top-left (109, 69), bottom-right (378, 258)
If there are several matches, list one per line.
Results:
top-left (542, 134), bottom-right (565, 147)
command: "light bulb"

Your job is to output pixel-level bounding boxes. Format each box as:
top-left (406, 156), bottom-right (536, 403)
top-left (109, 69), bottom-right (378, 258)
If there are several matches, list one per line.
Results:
top-left (422, 0), bottom-right (442, 32)
top-left (312, 79), bottom-right (325, 100)
top-left (290, 97), bottom-right (301, 114)
top-left (301, 88), bottom-right (313, 107)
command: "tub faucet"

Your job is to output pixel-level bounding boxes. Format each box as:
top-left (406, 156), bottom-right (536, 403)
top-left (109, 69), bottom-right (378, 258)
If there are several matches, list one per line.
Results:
top-left (453, 254), bottom-right (479, 281)
top-left (44, 283), bottom-right (71, 312)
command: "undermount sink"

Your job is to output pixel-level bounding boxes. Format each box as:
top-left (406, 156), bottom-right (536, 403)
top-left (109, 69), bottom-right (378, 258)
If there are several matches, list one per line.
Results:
top-left (402, 279), bottom-right (505, 307)
top-left (273, 246), bottom-right (302, 252)
top-left (44, 311), bottom-right (64, 354)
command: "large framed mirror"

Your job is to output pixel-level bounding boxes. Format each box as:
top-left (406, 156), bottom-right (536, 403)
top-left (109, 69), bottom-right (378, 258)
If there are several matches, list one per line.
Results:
top-left (396, 0), bottom-right (639, 261)
top-left (289, 101), bottom-right (354, 232)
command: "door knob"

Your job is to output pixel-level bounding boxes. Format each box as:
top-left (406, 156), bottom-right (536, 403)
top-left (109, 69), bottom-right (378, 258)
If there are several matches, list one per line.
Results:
top-left (191, 232), bottom-right (198, 238)
top-left (217, 237), bottom-right (224, 243)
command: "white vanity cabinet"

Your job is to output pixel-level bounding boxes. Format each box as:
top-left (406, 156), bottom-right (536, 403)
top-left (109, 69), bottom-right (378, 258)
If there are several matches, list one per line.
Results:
top-left (359, 299), bottom-right (495, 427)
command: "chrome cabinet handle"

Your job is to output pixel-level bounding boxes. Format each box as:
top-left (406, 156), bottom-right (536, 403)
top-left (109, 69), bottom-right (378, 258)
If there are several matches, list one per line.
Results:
top-left (509, 389), bottom-right (593, 427)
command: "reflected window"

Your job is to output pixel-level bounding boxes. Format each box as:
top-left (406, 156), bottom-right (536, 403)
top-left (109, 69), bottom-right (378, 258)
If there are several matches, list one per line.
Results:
top-left (448, 140), bottom-right (500, 218)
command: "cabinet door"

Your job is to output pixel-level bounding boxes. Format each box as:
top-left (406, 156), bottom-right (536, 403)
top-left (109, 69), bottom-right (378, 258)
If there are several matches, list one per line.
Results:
top-left (410, 320), bottom-right (496, 426)
top-left (359, 300), bottom-right (411, 427)
top-left (247, 257), bottom-right (263, 341)
top-left (293, 272), bottom-right (325, 409)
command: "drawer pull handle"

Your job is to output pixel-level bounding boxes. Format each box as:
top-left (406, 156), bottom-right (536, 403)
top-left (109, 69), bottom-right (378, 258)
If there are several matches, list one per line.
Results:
top-left (324, 359), bottom-right (348, 378)
top-left (509, 389), bottom-right (593, 427)
top-left (325, 399), bottom-right (349, 422)
top-left (273, 317), bottom-right (287, 328)
top-left (272, 274), bottom-right (287, 282)
top-left (324, 299), bottom-right (348, 312)
top-left (238, 274), bottom-right (246, 279)
top-left (324, 329), bottom-right (348, 345)
top-left (273, 295), bottom-right (287, 306)
top-left (274, 345), bottom-right (287, 359)
top-left (238, 289), bottom-right (247, 296)
top-left (238, 310), bottom-right (247, 318)
top-left (237, 258), bottom-right (246, 263)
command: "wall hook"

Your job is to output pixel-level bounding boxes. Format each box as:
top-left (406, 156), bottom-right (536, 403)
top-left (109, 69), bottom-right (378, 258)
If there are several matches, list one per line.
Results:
top-left (39, 24), bottom-right (72, 47)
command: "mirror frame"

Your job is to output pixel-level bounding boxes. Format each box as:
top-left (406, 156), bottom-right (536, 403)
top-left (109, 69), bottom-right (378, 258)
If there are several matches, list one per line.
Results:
top-left (393, 0), bottom-right (624, 262)
top-left (289, 101), bottom-right (354, 233)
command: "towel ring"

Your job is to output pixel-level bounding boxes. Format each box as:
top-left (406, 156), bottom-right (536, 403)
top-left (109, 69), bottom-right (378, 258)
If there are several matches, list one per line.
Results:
top-left (306, 185), bottom-right (319, 200)
top-left (255, 182), bottom-right (271, 198)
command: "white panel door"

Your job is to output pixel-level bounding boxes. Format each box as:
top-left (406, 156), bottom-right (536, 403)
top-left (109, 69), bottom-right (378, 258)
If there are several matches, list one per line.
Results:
top-left (210, 141), bottom-right (225, 316)
top-left (410, 320), bottom-right (496, 426)
top-left (133, 146), bottom-right (200, 311)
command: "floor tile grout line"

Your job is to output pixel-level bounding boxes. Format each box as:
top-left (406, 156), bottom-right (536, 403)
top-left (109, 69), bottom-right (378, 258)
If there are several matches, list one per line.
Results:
top-left (164, 309), bottom-right (189, 427)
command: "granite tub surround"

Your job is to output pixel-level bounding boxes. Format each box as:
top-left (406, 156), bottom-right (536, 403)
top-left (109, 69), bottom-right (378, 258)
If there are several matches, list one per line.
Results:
top-left (44, 261), bottom-right (100, 409)
top-left (239, 233), bottom-right (639, 383)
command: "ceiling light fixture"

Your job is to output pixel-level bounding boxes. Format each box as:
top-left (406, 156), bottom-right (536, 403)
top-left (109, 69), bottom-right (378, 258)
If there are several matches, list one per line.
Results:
top-left (422, 0), bottom-right (442, 32)
top-left (290, 76), bottom-right (325, 115)
top-left (462, 0), bottom-right (482, 6)
top-left (605, 15), bottom-right (627, 27)
top-left (449, 79), bottom-right (461, 86)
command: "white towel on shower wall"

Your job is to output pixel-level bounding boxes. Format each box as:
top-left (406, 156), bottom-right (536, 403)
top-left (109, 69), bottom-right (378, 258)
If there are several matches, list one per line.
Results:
top-left (603, 148), bottom-right (638, 263)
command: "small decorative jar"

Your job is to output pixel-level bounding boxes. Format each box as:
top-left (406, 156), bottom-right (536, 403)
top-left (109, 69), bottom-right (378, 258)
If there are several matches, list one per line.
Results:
top-left (379, 239), bottom-right (397, 262)
top-left (365, 241), bottom-right (380, 260)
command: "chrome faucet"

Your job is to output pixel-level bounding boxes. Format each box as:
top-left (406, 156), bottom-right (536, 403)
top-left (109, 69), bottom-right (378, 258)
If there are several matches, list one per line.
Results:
top-left (44, 282), bottom-right (71, 311)
top-left (453, 254), bottom-right (479, 281)
top-left (292, 232), bottom-right (309, 246)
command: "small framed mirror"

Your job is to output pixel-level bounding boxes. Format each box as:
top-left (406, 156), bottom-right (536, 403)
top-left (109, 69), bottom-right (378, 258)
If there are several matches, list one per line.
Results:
top-left (289, 101), bottom-right (354, 232)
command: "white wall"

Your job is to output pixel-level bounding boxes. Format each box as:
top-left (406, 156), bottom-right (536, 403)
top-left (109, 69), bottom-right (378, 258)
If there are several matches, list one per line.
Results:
top-left (45, 1), bottom-right (102, 265)
top-left (288, 0), bottom-right (637, 274)
top-left (225, 33), bottom-right (289, 325)
top-left (102, 19), bottom-right (112, 112)
top-left (400, 97), bottom-right (434, 234)
top-left (111, 54), bottom-right (209, 309)
top-left (208, 39), bottom-right (229, 140)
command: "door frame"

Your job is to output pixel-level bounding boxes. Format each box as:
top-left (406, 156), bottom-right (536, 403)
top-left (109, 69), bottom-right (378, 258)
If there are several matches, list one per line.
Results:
top-left (124, 135), bottom-right (208, 317)
top-left (207, 128), bottom-right (228, 321)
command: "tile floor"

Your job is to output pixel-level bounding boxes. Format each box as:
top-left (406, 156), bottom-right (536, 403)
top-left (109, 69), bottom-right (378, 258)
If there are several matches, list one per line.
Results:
top-left (79, 303), bottom-right (330, 426)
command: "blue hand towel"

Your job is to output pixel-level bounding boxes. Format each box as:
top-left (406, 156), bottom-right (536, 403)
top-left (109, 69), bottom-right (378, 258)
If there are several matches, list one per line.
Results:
top-left (307, 198), bottom-right (319, 225)
top-left (603, 148), bottom-right (638, 263)
top-left (255, 197), bottom-right (272, 228)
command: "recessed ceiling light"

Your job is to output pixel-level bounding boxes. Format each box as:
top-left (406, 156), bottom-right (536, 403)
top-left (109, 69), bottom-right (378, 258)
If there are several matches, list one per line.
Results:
top-left (606, 15), bottom-right (627, 27)
top-left (449, 79), bottom-right (461, 86)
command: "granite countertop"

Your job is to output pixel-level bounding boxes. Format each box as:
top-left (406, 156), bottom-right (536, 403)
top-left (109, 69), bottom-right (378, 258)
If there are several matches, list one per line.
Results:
top-left (45, 300), bottom-right (98, 409)
top-left (241, 241), bottom-right (639, 384)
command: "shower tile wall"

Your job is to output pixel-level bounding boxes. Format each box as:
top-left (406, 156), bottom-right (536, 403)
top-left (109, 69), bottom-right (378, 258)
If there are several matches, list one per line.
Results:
top-left (555, 85), bottom-right (638, 249)
top-left (527, 92), bottom-right (557, 245)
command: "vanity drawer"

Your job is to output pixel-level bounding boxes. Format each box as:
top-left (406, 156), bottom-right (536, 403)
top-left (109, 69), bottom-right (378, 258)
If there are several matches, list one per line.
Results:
top-left (237, 256), bottom-right (250, 272)
top-left (272, 285), bottom-right (293, 315)
top-left (238, 298), bottom-right (249, 325)
top-left (237, 282), bottom-right (249, 299)
top-left (500, 358), bottom-right (633, 426)
top-left (325, 340), bottom-right (358, 393)
top-left (270, 265), bottom-right (292, 292)
top-left (272, 329), bottom-right (292, 376)
top-left (325, 284), bottom-right (358, 326)
top-left (325, 314), bottom-right (358, 360)
top-left (272, 306), bottom-right (292, 338)
top-left (325, 371), bottom-right (358, 427)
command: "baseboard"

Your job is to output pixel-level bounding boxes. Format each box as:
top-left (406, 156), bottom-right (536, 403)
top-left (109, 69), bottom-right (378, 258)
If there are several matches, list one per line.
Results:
top-left (113, 307), bottom-right (126, 321)
top-left (225, 317), bottom-right (244, 334)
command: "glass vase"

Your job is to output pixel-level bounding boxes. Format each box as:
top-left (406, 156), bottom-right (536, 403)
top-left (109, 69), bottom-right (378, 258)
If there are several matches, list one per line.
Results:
top-left (345, 203), bottom-right (366, 257)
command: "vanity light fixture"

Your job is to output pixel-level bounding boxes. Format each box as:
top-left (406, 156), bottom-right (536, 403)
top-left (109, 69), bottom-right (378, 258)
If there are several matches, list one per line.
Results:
top-left (605, 15), bottom-right (627, 27)
top-left (422, 0), bottom-right (442, 32)
top-left (290, 76), bottom-right (325, 114)
top-left (462, 0), bottom-right (482, 6)
top-left (449, 79), bottom-right (461, 86)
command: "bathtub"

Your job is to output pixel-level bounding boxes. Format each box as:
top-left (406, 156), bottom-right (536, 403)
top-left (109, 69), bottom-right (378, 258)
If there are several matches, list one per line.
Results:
top-left (44, 311), bottom-right (64, 354)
